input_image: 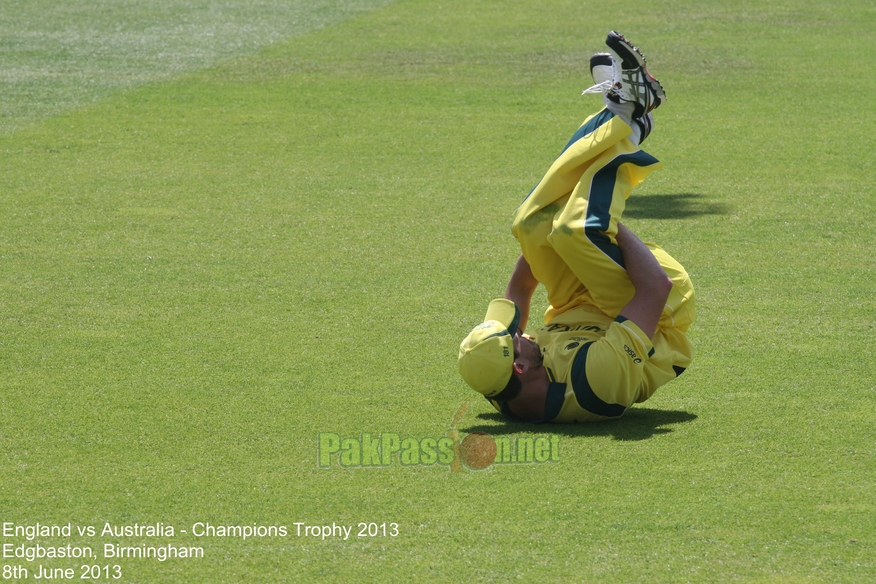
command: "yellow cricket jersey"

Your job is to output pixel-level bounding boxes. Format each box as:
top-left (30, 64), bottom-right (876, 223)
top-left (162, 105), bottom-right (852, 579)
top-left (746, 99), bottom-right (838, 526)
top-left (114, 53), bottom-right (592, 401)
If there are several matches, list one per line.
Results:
top-left (489, 304), bottom-right (692, 423)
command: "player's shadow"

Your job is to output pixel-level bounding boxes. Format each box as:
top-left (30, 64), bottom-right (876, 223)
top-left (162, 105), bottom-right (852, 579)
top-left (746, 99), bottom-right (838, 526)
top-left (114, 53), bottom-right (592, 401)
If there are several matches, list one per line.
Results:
top-left (624, 193), bottom-right (731, 220)
top-left (466, 408), bottom-right (697, 441)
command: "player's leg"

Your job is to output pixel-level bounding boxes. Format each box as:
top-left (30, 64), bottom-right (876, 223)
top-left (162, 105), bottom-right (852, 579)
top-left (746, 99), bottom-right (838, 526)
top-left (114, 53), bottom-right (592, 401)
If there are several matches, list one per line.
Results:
top-left (511, 108), bottom-right (637, 319)
top-left (546, 144), bottom-right (662, 318)
top-left (547, 32), bottom-right (669, 318)
top-left (512, 32), bottom-right (667, 322)
top-left (546, 157), bottom-right (694, 328)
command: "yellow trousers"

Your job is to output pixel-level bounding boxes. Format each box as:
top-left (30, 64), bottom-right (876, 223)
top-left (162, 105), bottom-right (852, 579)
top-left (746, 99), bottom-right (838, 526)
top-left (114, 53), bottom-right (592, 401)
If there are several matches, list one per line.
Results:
top-left (511, 109), bottom-right (695, 335)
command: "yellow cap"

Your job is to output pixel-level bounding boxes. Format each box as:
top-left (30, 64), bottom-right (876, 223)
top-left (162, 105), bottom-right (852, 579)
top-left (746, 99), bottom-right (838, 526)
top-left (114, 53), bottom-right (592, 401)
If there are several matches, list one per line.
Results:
top-left (458, 299), bottom-right (521, 398)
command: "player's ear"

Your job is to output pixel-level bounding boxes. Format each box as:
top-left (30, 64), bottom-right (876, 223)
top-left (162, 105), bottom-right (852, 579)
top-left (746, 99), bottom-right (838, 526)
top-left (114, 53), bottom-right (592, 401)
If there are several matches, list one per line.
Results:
top-left (513, 361), bottom-right (528, 375)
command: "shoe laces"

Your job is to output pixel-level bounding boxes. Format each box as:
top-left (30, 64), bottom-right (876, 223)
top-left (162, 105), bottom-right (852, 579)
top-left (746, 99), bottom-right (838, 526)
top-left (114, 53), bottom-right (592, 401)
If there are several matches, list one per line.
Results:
top-left (581, 79), bottom-right (614, 95)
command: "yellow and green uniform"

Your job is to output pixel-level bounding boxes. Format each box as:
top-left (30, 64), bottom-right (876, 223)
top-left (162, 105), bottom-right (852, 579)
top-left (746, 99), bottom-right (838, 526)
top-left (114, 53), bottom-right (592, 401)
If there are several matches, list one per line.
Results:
top-left (492, 108), bottom-right (695, 423)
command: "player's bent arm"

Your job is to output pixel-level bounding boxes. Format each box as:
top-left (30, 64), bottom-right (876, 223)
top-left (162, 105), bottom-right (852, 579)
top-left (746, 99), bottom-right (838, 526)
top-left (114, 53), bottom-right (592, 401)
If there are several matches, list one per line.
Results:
top-left (505, 254), bottom-right (538, 333)
top-left (616, 223), bottom-right (672, 339)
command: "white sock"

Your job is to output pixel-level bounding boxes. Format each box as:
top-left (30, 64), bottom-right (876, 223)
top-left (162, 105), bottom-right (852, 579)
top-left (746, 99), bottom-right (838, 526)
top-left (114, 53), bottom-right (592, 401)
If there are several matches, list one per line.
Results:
top-left (602, 95), bottom-right (641, 145)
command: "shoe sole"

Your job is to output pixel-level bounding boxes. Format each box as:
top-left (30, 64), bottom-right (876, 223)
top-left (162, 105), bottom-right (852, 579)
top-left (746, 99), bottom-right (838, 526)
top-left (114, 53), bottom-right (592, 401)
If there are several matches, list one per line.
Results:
top-left (606, 31), bottom-right (646, 69)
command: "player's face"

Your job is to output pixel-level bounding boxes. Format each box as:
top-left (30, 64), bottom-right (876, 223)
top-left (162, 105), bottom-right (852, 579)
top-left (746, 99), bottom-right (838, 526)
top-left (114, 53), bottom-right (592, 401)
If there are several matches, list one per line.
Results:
top-left (513, 332), bottom-right (543, 368)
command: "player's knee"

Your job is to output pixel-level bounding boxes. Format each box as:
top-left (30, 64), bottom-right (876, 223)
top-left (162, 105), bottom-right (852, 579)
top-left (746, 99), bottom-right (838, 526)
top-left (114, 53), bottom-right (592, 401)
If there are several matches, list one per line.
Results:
top-left (547, 220), bottom-right (578, 251)
top-left (514, 202), bottom-right (564, 236)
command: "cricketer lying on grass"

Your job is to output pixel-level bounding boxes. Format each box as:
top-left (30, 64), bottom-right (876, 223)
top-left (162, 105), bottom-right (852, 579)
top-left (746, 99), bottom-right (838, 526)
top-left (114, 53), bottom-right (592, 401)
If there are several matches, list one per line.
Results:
top-left (458, 32), bottom-right (695, 424)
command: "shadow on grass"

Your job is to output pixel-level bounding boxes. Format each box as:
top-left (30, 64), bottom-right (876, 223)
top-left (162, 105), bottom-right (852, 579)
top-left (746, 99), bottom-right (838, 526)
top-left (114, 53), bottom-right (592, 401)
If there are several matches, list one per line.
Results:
top-left (464, 407), bottom-right (697, 441)
top-left (625, 193), bottom-right (731, 220)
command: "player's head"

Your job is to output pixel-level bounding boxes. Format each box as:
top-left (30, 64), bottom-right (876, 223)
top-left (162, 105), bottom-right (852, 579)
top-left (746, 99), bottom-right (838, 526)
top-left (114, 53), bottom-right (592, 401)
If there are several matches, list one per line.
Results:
top-left (458, 299), bottom-right (520, 399)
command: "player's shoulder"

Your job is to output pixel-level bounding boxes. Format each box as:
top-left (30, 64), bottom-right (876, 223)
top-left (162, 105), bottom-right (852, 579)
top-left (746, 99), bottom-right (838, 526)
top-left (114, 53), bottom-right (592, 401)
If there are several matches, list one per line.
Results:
top-left (578, 317), bottom-right (654, 382)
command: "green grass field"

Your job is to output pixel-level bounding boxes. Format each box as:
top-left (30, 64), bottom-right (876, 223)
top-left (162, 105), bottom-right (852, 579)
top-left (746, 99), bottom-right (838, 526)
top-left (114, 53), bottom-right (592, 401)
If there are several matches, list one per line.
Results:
top-left (2, 0), bottom-right (874, 582)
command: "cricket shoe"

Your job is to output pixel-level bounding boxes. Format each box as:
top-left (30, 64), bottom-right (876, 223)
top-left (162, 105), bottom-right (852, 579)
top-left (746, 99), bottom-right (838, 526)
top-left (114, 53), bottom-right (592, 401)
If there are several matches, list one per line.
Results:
top-left (582, 52), bottom-right (654, 145)
top-left (604, 31), bottom-right (665, 118)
